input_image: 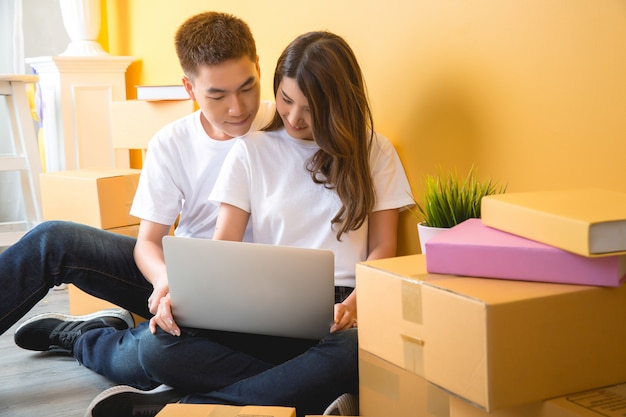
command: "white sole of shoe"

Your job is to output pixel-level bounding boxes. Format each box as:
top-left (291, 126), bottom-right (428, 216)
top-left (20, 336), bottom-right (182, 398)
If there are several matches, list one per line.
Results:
top-left (323, 392), bottom-right (359, 415)
top-left (15, 308), bottom-right (135, 335)
top-left (84, 384), bottom-right (179, 417)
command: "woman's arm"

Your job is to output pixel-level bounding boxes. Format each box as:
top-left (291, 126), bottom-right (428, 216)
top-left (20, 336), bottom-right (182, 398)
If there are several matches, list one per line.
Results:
top-left (365, 208), bottom-right (400, 261)
top-left (213, 203), bottom-right (250, 241)
top-left (331, 208), bottom-right (399, 332)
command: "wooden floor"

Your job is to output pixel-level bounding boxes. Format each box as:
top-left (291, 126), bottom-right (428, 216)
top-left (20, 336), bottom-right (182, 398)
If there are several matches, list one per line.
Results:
top-left (0, 286), bottom-right (117, 417)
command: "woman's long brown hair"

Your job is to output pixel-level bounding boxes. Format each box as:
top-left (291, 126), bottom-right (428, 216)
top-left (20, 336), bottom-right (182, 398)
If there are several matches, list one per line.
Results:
top-left (265, 31), bottom-right (375, 240)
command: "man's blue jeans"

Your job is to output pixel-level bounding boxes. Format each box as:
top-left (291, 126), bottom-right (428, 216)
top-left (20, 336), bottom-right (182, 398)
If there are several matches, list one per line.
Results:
top-left (0, 221), bottom-right (152, 335)
top-left (75, 324), bottom-right (359, 416)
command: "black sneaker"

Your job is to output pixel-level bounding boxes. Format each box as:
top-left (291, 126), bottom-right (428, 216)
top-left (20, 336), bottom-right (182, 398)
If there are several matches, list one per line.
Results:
top-left (14, 309), bottom-right (135, 353)
top-left (85, 384), bottom-right (181, 417)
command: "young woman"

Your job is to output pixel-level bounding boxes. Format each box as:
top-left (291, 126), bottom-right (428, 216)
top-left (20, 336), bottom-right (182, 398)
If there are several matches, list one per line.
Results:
top-left (208, 30), bottom-right (411, 331)
top-left (86, 31), bottom-right (414, 417)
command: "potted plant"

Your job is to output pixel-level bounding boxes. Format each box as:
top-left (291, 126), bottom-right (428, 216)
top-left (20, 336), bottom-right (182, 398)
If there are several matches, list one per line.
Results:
top-left (409, 166), bottom-right (506, 253)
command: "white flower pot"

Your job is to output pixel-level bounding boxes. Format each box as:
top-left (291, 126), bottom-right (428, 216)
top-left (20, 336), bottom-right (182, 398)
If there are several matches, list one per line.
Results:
top-left (417, 222), bottom-right (448, 254)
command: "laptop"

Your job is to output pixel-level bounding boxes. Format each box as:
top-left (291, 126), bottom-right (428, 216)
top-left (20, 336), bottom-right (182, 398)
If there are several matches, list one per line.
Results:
top-left (162, 236), bottom-right (336, 340)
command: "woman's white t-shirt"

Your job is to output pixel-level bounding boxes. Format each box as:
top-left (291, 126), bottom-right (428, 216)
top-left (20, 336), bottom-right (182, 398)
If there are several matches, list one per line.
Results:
top-left (209, 128), bottom-right (413, 287)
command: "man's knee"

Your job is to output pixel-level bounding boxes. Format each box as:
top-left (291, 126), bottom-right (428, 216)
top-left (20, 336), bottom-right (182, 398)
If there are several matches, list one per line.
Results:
top-left (137, 327), bottom-right (177, 370)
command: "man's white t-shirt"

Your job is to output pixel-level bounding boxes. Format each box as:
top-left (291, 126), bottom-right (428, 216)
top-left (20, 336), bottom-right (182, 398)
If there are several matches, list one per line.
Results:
top-left (209, 128), bottom-right (413, 287)
top-left (130, 101), bottom-right (275, 240)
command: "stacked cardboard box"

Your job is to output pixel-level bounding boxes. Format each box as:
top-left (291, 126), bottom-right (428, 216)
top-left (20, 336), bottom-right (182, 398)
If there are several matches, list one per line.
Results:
top-left (156, 404), bottom-right (295, 417)
top-left (425, 189), bottom-right (626, 287)
top-left (359, 348), bottom-right (449, 417)
top-left (449, 383), bottom-right (626, 417)
top-left (355, 254), bottom-right (626, 415)
top-left (40, 167), bottom-right (142, 319)
top-left (425, 189), bottom-right (626, 286)
top-left (425, 218), bottom-right (626, 286)
top-left (40, 168), bottom-right (141, 229)
top-left (480, 189), bottom-right (626, 258)
top-left (109, 99), bottom-right (195, 168)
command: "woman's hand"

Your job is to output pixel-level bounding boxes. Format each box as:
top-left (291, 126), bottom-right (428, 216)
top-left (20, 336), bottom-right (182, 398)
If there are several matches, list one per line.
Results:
top-left (331, 294), bottom-right (357, 333)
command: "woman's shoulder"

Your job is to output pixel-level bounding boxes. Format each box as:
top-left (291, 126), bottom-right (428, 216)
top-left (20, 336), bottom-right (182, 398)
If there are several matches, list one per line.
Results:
top-left (368, 131), bottom-right (405, 174)
top-left (241, 128), bottom-right (284, 145)
top-left (370, 131), bottom-right (396, 154)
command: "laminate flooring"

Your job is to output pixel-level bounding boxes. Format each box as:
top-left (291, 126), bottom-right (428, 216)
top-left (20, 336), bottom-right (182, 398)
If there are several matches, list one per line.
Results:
top-left (0, 286), bottom-right (117, 417)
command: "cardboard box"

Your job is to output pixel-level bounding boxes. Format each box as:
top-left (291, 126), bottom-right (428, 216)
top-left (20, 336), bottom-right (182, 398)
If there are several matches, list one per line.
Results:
top-left (66, 222), bottom-right (176, 325)
top-left (449, 395), bottom-right (544, 417)
top-left (40, 168), bottom-right (141, 229)
top-left (156, 404), bottom-right (295, 417)
top-left (546, 383), bottom-right (626, 417)
top-left (359, 349), bottom-right (449, 417)
top-left (67, 284), bottom-right (145, 325)
top-left (449, 382), bottom-right (626, 417)
top-left (110, 99), bottom-right (195, 150)
top-left (425, 219), bottom-right (626, 287)
top-left (107, 224), bottom-right (141, 237)
top-left (66, 220), bottom-right (145, 324)
top-left (481, 188), bottom-right (626, 257)
top-left (68, 284), bottom-right (118, 315)
top-left (356, 255), bottom-right (626, 411)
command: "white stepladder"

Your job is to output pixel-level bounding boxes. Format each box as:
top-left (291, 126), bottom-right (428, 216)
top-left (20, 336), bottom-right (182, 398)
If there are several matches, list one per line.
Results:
top-left (0, 74), bottom-right (42, 250)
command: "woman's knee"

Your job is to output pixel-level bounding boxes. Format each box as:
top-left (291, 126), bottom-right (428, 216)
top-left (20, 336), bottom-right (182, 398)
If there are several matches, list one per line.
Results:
top-left (332, 328), bottom-right (358, 346)
top-left (321, 328), bottom-right (359, 358)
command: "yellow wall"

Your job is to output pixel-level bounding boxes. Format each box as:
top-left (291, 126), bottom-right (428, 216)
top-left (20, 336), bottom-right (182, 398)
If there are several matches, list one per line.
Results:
top-left (103, 0), bottom-right (626, 256)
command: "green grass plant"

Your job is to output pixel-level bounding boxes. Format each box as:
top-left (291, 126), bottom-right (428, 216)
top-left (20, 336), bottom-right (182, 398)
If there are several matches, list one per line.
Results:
top-left (409, 166), bottom-right (506, 228)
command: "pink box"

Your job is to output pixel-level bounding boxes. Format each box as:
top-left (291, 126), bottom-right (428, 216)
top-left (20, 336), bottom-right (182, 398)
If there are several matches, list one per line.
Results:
top-left (425, 219), bottom-right (626, 286)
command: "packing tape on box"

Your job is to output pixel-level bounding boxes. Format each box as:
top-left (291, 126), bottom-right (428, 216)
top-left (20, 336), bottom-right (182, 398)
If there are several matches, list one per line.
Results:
top-left (401, 280), bottom-right (425, 376)
top-left (400, 333), bottom-right (425, 376)
top-left (402, 280), bottom-right (423, 324)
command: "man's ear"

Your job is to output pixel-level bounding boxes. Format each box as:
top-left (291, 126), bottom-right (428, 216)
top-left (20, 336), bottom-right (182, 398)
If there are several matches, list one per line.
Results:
top-left (182, 76), bottom-right (195, 101)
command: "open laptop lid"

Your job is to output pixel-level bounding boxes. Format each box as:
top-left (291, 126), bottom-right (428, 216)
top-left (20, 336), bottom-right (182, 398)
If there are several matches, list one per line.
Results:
top-left (163, 236), bottom-right (335, 340)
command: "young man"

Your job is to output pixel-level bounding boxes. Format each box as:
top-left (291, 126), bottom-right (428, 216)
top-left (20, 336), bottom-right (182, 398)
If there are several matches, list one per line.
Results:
top-left (6, 10), bottom-right (269, 365)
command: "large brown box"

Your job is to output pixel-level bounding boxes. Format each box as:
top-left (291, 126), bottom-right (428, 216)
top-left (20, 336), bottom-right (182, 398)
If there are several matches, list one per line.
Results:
top-left (356, 255), bottom-right (626, 411)
top-left (40, 168), bottom-right (141, 229)
top-left (449, 382), bottom-right (626, 417)
top-left (359, 349), bottom-right (449, 417)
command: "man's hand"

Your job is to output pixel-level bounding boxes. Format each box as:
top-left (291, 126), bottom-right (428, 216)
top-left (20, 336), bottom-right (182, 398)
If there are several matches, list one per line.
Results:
top-left (147, 279), bottom-right (169, 315)
top-left (148, 292), bottom-right (181, 336)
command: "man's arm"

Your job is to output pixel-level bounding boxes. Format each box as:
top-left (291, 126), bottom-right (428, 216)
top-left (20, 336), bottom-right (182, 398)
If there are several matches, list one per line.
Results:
top-left (133, 219), bottom-right (179, 335)
top-left (142, 203), bottom-right (249, 336)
